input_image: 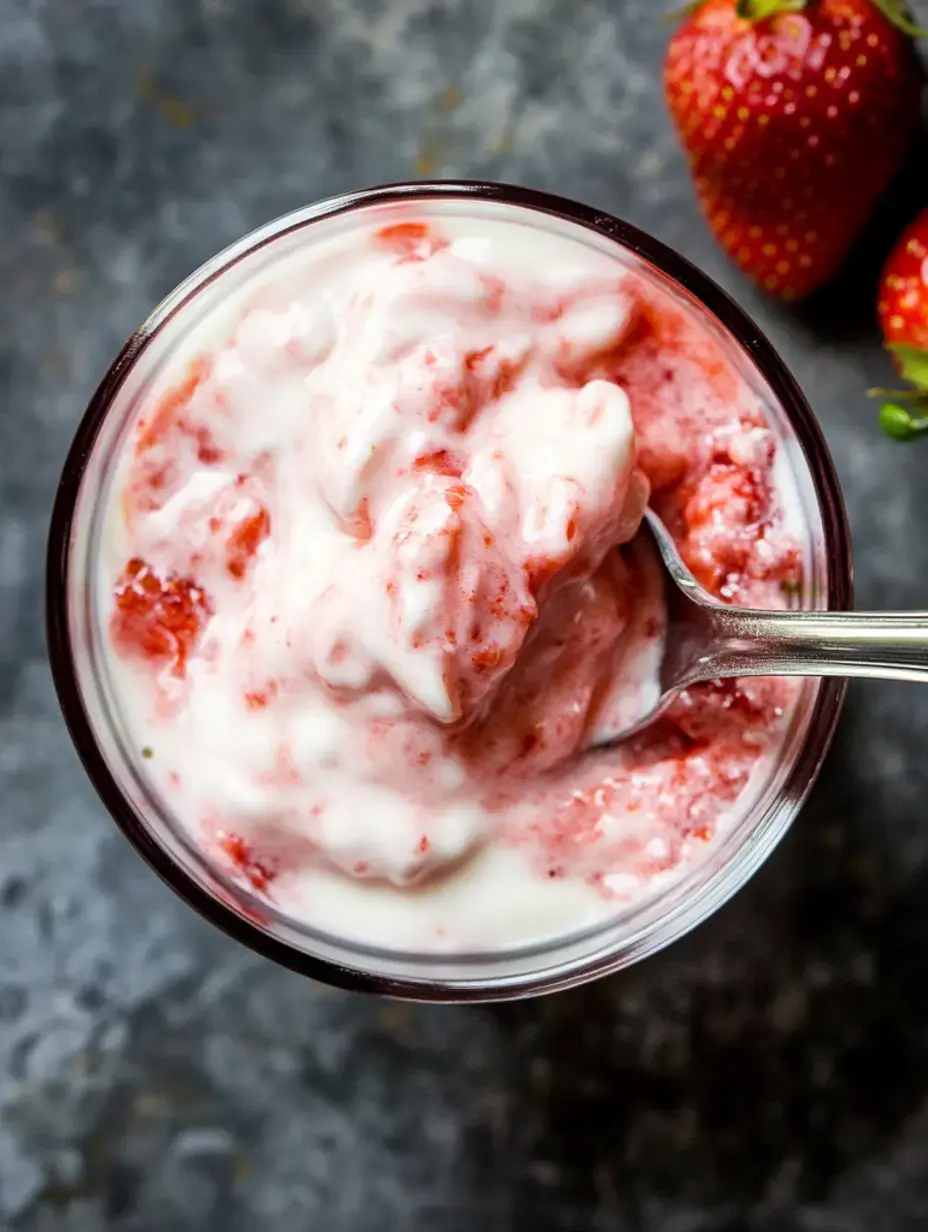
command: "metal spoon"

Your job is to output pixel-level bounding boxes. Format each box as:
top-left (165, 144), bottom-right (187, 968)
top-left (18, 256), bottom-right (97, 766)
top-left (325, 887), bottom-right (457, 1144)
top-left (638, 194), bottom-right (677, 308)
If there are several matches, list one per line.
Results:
top-left (592, 509), bottom-right (928, 747)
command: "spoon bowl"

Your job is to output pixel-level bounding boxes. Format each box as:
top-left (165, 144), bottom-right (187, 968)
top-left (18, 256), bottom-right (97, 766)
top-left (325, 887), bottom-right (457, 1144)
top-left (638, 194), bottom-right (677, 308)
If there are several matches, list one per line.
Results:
top-left (591, 509), bottom-right (928, 748)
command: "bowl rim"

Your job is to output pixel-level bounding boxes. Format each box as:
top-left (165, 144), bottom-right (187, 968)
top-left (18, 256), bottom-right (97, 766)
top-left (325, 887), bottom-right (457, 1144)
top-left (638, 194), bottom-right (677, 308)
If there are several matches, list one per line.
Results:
top-left (46, 180), bottom-right (853, 1002)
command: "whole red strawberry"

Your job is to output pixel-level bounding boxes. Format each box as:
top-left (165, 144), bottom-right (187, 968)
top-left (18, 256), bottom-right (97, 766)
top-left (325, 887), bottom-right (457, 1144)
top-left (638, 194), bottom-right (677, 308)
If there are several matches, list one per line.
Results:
top-left (664, 1), bottom-right (925, 301)
top-left (874, 205), bottom-right (928, 438)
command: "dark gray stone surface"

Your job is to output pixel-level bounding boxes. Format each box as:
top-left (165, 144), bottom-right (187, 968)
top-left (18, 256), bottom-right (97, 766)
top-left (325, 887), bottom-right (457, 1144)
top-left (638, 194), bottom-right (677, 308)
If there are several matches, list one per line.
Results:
top-left (4, 0), bottom-right (928, 1227)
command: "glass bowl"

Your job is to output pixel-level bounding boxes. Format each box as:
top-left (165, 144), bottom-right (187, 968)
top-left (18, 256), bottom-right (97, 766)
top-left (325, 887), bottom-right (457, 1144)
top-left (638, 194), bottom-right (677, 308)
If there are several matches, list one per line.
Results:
top-left (46, 182), bottom-right (852, 1003)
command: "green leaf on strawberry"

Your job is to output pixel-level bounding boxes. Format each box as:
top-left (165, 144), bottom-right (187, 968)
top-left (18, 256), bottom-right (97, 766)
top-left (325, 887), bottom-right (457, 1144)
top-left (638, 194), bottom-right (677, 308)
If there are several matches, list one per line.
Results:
top-left (875, 208), bottom-right (928, 441)
top-left (874, 349), bottom-right (928, 441)
top-left (879, 402), bottom-right (928, 441)
top-left (732, 0), bottom-right (927, 33)
top-left (735, 0), bottom-right (805, 18)
top-left (870, 1), bottom-right (928, 38)
top-left (887, 344), bottom-right (928, 389)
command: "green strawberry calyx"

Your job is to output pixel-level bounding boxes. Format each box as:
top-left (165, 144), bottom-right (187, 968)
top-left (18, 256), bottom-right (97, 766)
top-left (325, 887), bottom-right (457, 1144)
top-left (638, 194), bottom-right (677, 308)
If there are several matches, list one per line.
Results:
top-left (870, 346), bottom-right (928, 441)
top-left (735, 1), bottom-right (805, 17)
top-left (870, 0), bottom-right (928, 37)
top-left (671, 0), bottom-right (928, 36)
top-left (879, 402), bottom-right (928, 441)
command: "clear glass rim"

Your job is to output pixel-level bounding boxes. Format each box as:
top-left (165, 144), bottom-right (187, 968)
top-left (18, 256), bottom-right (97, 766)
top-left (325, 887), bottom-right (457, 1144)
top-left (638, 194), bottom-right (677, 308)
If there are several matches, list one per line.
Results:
top-left (46, 180), bottom-right (853, 1002)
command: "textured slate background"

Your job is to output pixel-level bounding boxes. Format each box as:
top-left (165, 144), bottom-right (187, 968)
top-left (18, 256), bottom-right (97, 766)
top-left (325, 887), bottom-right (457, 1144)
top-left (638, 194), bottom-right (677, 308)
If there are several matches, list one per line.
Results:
top-left (4, 0), bottom-right (928, 1228)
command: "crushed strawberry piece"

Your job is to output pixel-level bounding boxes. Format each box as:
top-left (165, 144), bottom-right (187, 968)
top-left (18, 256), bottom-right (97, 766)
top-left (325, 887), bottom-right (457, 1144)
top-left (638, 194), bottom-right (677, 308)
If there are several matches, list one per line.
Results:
top-left (376, 221), bottom-right (447, 262)
top-left (348, 498), bottom-right (373, 541)
top-left (679, 463), bottom-right (769, 596)
top-left (463, 344), bottom-right (526, 402)
top-left (136, 356), bottom-right (211, 453)
top-left (413, 449), bottom-right (464, 478)
top-left (195, 429), bottom-right (223, 465)
top-left (127, 358), bottom-right (223, 515)
top-left (111, 558), bottom-right (212, 676)
top-left (378, 221), bottom-right (429, 245)
top-left (444, 483), bottom-right (467, 511)
top-left (217, 831), bottom-right (276, 894)
top-left (244, 682), bottom-right (277, 710)
top-left (465, 346), bottom-right (493, 371)
top-left (226, 506), bottom-right (270, 580)
top-left (472, 646), bottom-right (502, 670)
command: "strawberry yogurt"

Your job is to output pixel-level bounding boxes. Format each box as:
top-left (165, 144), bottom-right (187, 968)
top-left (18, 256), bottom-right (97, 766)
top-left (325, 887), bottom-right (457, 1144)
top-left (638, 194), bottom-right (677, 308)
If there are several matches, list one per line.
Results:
top-left (98, 209), bottom-right (804, 952)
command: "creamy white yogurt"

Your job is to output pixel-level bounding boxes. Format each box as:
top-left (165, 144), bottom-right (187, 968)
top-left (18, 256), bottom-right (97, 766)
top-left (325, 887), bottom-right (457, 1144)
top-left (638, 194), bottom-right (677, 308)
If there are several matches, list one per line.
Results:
top-left (98, 207), bottom-right (801, 952)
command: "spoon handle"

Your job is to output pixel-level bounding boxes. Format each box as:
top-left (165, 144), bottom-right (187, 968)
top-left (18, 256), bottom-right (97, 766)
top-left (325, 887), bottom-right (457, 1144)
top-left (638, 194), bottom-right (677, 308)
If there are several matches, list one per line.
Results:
top-left (700, 607), bottom-right (928, 684)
